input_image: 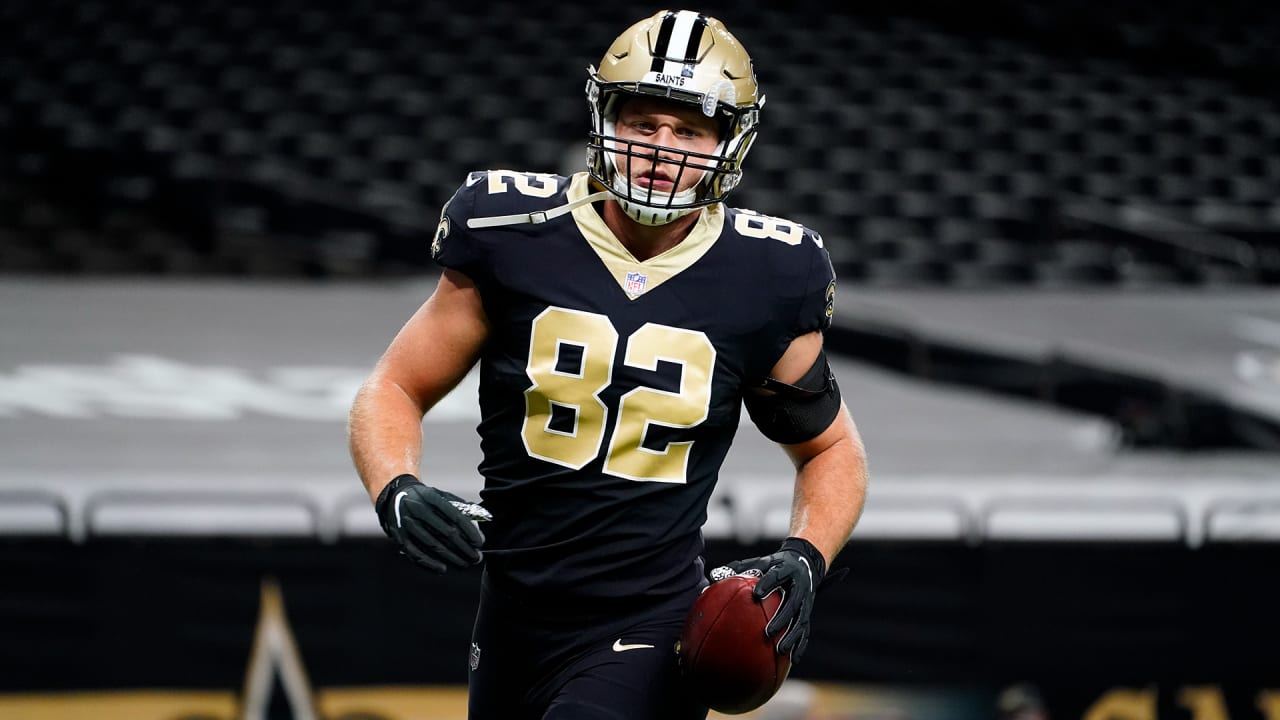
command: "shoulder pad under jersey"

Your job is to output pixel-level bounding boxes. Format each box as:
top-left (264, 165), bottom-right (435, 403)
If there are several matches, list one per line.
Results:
top-left (724, 206), bottom-right (836, 334)
top-left (431, 170), bottom-right (572, 273)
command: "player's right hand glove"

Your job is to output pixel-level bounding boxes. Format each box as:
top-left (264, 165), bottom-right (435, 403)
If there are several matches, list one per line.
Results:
top-left (374, 474), bottom-right (490, 574)
top-left (712, 536), bottom-right (829, 662)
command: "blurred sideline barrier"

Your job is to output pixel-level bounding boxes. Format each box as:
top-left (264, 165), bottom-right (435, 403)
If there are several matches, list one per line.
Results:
top-left (0, 537), bottom-right (1277, 719)
top-left (7, 481), bottom-right (1280, 547)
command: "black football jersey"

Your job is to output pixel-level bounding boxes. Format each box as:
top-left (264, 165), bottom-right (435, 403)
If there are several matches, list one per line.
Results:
top-left (432, 171), bottom-right (835, 601)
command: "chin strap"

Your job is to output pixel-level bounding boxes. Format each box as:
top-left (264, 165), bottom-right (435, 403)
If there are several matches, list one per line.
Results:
top-left (611, 172), bottom-right (701, 226)
top-left (466, 190), bottom-right (613, 229)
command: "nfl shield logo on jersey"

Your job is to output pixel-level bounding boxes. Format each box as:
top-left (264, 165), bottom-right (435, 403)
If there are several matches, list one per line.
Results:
top-left (624, 271), bottom-right (648, 296)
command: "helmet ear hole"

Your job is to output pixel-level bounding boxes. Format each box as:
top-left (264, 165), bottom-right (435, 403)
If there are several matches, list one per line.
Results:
top-left (716, 114), bottom-right (734, 143)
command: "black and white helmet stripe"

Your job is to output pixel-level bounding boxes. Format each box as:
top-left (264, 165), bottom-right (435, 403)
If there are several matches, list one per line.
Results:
top-left (648, 10), bottom-right (708, 76)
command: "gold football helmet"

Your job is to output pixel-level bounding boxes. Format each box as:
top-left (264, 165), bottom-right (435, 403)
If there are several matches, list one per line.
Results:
top-left (586, 9), bottom-right (764, 225)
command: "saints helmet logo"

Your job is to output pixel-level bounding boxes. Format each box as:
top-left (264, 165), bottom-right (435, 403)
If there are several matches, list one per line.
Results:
top-left (431, 216), bottom-right (450, 260)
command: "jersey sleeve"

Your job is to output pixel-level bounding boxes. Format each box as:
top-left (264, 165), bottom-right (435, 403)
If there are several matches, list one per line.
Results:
top-left (788, 229), bottom-right (837, 338)
top-left (430, 172), bottom-right (487, 279)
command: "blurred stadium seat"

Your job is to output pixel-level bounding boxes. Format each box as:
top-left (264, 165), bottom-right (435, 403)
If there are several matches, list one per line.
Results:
top-left (84, 490), bottom-right (319, 539)
top-left (0, 491), bottom-right (68, 537)
top-left (983, 497), bottom-right (1186, 542)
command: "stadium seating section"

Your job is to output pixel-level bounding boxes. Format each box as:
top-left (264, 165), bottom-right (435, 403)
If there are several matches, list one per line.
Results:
top-left (1, 0), bottom-right (1277, 284)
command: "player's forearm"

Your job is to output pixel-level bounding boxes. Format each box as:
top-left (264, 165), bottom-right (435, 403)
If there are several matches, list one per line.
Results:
top-left (786, 410), bottom-right (868, 565)
top-left (348, 376), bottom-right (427, 502)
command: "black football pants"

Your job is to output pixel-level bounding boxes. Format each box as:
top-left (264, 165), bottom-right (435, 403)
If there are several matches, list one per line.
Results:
top-left (467, 572), bottom-right (708, 720)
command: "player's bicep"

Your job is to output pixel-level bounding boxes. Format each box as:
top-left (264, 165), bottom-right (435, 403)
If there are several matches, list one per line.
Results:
top-left (374, 268), bottom-right (489, 411)
top-left (764, 331), bottom-right (823, 386)
top-left (780, 401), bottom-right (856, 468)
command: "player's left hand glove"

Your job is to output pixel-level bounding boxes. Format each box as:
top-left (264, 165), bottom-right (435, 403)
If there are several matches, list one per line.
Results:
top-left (712, 537), bottom-right (830, 662)
top-left (374, 474), bottom-right (490, 574)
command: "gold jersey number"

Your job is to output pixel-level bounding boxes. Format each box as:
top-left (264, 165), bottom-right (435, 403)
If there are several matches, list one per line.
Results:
top-left (522, 307), bottom-right (715, 484)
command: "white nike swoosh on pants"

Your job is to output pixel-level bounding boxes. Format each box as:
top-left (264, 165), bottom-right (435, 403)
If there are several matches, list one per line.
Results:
top-left (612, 639), bottom-right (655, 652)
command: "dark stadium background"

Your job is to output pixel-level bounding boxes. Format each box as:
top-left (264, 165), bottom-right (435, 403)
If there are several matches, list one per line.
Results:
top-left (1, 1), bottom-right (1278, 718)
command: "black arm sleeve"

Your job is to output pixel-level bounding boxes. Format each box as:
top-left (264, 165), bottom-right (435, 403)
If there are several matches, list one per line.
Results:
top-left (743, 349), bottom-right (842, 445)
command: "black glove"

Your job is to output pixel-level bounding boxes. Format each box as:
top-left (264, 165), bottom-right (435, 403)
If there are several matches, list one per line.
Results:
top-left (713, 537), bottom-right (829, 662)
top-left (374, 474), bottom-right (490, 574)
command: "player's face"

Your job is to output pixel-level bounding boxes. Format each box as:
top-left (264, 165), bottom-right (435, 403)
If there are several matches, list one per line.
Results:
top-left (612, 97), bottom-right (721, 196)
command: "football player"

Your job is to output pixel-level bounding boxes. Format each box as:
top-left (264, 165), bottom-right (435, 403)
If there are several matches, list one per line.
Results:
top-left (348, 9), bottom-right (868, 719)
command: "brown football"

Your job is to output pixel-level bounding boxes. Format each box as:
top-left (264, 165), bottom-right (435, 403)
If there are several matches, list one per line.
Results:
top-left (677, 575), bottom-right (791, 714)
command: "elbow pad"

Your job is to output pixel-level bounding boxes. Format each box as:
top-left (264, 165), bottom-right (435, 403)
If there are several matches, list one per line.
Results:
top-left (743, 350), bottom-right (842, 444)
